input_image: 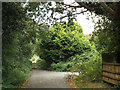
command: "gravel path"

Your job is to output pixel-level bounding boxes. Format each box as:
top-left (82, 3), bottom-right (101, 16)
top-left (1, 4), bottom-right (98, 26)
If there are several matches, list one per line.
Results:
top-left (24, 69), bottom-right (79, 88)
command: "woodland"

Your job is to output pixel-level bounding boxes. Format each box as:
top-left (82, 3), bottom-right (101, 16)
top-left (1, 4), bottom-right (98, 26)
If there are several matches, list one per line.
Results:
top-left (2, 1), bottom-right (120, 88)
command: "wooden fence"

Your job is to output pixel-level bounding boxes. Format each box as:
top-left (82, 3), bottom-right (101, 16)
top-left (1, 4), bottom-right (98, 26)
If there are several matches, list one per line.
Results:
top-left (102, 53), bottom-right (120, 86)
top-left (102, 63), bottom-right (120, 86)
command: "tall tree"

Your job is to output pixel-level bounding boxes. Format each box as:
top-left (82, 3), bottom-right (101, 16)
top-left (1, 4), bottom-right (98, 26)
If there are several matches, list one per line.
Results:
top-left (38, 21), bottom-right (92, 64)
top-left (26, 1), bottom-right (120, 60)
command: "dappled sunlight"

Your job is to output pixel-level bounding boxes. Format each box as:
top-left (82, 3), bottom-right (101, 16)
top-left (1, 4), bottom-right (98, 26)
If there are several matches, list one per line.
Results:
top-left (31, 55), bottom-right (40, 63)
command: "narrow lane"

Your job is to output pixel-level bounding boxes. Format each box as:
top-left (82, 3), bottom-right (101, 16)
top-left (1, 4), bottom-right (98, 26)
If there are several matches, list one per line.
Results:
top-left (24, 69), bottom-right (79, 88)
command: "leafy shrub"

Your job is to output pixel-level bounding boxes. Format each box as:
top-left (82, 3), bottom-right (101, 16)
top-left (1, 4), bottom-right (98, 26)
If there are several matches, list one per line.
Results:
top-left (72, 51), bottom-right (102, 82)
top-left (48, 50), bottom-right (102, 82)
top-left (2, 83), bottom-right (18, 88)
top-left (20, 60), bottom-right (32, 73)
top-left (50, 61), bottom-right (73, 71)
top-left (2, 3), bottom-right (33, 88)
top-left (36, 58), bottom-right (50, 69)
top-left (6, 69), bottom-right (26, 86)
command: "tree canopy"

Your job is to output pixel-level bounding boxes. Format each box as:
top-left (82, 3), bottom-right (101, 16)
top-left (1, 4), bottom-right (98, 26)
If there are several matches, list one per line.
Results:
top-left (25, 2), bottom-right (120, 23)
top-left (37, 21), bottom-right (93, 64)
top-left (2, 1), bottom-right (120, 88)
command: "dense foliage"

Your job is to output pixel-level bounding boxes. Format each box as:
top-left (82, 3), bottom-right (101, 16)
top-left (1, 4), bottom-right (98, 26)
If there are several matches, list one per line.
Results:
top-left (36, 21), bottom-right (102, 82)
top-left (3, 2), bottom-right (119, 88)
top-left (2, 3), bottom-right (33, 88)
top-left (36, 58), bottom-right (48, 70)
top-left (73, 51), bottom-right (102, 82)
top-left (26, 2), bottom-right (120, 56)
top-left (37, 21), bottom-right (96, 70)
top-left (90, 15), bottom-right (120, 63)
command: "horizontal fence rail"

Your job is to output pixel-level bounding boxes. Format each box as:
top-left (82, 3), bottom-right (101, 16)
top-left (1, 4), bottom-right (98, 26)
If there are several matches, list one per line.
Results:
top-left (102, 63), bottom-right (120, 86)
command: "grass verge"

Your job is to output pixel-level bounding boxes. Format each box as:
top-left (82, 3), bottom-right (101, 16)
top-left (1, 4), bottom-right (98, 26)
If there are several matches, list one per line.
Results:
top-left (66, 75), bottom-right (112, 88)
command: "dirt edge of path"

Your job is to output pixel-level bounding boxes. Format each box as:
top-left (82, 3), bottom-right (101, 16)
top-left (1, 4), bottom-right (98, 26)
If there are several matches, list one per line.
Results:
top-left (21, 70), bottom-right (32, 88)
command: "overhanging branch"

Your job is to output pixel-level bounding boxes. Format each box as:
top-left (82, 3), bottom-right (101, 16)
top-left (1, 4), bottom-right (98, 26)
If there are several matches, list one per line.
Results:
top-left (100, 2), bottom-right (114, 15)
top-left (55, 10), bottom-right (88, 20)
top-left (63, 3), bottom-right (82, 8)
top-left (76, 2), bottom-right (94, 12)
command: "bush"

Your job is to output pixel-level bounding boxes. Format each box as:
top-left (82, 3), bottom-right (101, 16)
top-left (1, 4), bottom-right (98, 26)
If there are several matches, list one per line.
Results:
top-left (72, 51), bottom-right (102, 82)
top-left (2, 3), bottom-right (33, 88)
top-left (50, 61), bottom-right (73, 71)
top-left (38, 22), bottom-right (92, 64)
top-left (9, 69), bottom-right (26, 86)
top-left (36, 58), bottom-right (50, 69)
top-left (2, 83), bottom-right (18, 88)
top-left (52, 51), bottom-right (102, 81)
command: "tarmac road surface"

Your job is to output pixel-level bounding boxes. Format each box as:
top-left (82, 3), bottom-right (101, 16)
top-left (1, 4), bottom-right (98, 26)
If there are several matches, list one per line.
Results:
top-left (24, 69), bottom-right (79, 88)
